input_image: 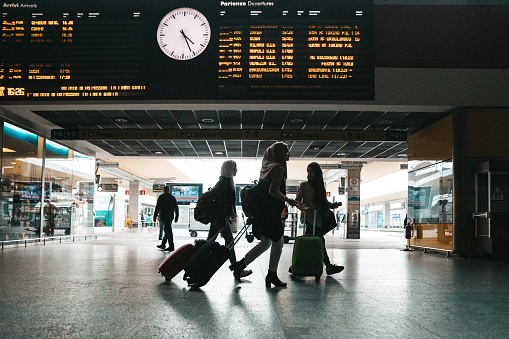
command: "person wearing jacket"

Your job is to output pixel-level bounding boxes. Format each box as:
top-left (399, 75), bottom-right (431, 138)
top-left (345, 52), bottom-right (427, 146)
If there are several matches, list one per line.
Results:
top-left (155, 185), bottom-right (179, 251)
top-left (208, 160), bottom-right (252, 279)
top-left (295, 162), bottom-right (344, 275)
top-left (229, 142), bottom-right (297, 288)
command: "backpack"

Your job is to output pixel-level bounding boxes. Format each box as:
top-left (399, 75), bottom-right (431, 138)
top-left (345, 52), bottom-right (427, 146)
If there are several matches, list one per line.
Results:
top-left (240, 180), bottom-right (267, 218)
top-left (193, 189), bottom-right (217, 224)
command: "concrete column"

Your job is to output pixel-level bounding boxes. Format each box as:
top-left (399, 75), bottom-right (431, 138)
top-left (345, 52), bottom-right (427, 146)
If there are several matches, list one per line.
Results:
top-left (129, 180), bottom-right (141, 228)
top-left (345, 165), bottom-right (361, 239)
top-left (383, 202), bottom-right (391, 228)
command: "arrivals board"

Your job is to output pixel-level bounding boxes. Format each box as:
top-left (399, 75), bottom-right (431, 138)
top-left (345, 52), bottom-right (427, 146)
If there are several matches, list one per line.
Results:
top-left (0, 0), bottom-right (373, 101)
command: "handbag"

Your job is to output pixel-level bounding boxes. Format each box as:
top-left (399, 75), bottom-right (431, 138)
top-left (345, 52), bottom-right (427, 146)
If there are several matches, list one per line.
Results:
top-left (321, 209), bottom-right (337, 235)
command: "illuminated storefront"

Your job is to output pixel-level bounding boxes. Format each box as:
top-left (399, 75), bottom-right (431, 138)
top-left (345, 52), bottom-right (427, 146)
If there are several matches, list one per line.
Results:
top-left (0, 121), bottom-right (95, 240)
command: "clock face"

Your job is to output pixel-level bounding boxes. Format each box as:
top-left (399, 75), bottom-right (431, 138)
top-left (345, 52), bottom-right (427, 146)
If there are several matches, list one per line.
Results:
top-left (157, 8), bottom-right (211, 60)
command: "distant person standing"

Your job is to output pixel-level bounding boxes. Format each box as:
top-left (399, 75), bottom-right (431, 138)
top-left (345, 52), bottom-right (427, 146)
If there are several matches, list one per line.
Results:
top-left (155, 186), bottom-right (179, 251)
top-left (44, 200), bottom-right (58, 236)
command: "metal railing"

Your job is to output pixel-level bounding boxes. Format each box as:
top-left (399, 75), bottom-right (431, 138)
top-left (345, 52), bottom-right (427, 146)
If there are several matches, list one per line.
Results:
top-left (1, 234), bottom-right (97, 250)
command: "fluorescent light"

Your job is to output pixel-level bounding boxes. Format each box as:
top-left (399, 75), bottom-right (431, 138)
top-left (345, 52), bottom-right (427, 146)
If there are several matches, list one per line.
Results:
top-left (2, 148), bottom-right (16, 153)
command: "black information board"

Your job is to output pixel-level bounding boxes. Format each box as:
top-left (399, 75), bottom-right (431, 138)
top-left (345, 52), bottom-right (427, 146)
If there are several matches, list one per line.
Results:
top-left (0, 0), bottom-right (373, 101)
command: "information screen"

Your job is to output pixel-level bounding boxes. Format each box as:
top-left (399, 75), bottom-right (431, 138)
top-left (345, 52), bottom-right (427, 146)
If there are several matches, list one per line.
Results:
top-left (0, 0), bottom-right (373, 101)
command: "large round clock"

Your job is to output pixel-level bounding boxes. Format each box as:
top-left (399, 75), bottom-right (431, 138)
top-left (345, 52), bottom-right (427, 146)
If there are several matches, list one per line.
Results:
top-left (157, 8), bottom-right (211, 60)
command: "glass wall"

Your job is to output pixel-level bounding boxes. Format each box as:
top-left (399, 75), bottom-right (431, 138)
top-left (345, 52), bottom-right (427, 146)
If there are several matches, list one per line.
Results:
top-left (0, 123), bottom-right (43, 240)
top-left (408, 160), bottom-right (453, 250)
top-left (361, 200), bottom-right (407, 229)
top-left (0, 121), bottom-right (95, 240)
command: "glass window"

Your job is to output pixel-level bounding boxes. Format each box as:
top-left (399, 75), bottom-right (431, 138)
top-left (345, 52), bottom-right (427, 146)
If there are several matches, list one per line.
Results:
top-left (0, 122), bottom-right (43, 240)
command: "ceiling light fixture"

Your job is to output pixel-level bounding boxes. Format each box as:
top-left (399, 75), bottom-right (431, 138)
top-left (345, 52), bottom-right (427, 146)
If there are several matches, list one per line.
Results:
top-left (336, 153), bottom-right (346, 156)
top-left (214, 151), bottom-right (224, 155)
top-left (397, 154), bottom-right (408, 157)
top-left (291, 118), bottom-right (304, 123)
top-left (115, 118), bottom-right (128, 123)
top-left (379, 120), bottom-right (392, 125)
top-left (202, 118), bottom-right (214, 123)
top-left (154, 151), bottom-right (163, 155)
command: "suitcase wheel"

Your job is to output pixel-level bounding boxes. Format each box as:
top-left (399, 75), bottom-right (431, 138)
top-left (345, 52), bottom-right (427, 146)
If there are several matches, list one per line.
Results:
top-left (246, 234), bottom-right (254, 243)
top-left (315, 275), bottom-right (321, 282)
top-left (190, 231), bottom-right (198, 237)
top-left (283, 235), bottom-right (290, 244)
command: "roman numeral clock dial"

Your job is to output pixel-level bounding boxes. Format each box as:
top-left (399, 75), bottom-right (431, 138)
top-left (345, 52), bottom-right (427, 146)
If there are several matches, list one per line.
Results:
top-left (157, 8), bottom-right (211, 60)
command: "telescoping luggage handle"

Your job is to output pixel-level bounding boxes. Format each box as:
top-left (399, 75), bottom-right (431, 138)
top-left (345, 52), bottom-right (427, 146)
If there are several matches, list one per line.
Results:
top-left (301, 210), bottom-right (317, 236)
top-left (226, 213), bottom-right (251, 250)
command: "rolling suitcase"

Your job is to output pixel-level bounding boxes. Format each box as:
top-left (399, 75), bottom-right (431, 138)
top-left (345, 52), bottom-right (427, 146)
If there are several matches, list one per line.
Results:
top-left (290, 210), bottom-right (324, 280)
top-left (183, 216), bottom-right (250, 287)
top-left (158, 243), bottom-right (197, 282)
top-left (158, 226), bottom-right (224, 282)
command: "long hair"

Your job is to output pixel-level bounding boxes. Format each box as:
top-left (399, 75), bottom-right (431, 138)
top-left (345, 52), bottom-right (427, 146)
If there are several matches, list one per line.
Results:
top-left (307, 162), bottom-right (327, 204)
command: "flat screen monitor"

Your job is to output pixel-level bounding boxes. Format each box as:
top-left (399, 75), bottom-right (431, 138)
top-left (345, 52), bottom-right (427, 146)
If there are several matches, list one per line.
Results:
top-left (170, 183), bottom-right (203, 205)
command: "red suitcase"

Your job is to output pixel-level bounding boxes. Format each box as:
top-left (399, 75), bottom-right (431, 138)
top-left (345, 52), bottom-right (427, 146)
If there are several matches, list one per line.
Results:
top-left (158, 243), bottom-right (197, 282)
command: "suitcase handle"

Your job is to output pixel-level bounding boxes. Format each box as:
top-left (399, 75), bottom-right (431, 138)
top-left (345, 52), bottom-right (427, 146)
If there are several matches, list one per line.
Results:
top-left (301, 210), bottom-right (317, 236)
top-left (226, 214), bottom-right (250, 250)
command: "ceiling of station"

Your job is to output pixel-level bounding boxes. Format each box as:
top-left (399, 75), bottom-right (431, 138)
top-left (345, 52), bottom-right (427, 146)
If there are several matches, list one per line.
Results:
top-left (32, 109), bottom-right (450, 159)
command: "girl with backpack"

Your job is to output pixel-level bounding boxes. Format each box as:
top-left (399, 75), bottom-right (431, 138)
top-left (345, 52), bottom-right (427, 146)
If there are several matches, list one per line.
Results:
top-left (229, 142), bottom-right (297, 288)
top-left (207, 160), bottom-right (252, 280)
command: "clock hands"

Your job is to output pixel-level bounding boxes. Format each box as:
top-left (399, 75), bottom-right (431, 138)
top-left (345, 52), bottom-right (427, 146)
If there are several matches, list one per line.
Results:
top-left (180, 29), bottom-right (195, 52)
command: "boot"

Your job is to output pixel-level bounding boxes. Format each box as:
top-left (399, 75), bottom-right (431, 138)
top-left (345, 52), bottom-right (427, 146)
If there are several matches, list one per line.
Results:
top-left (265, 271), bottom-right (287, 288)
top-left (229, 259), bottom-right (247, 282)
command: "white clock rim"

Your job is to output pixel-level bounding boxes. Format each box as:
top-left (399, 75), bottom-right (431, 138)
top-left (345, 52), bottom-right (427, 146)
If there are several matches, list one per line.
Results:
top-left (157, 8), bottom-right (211, 60)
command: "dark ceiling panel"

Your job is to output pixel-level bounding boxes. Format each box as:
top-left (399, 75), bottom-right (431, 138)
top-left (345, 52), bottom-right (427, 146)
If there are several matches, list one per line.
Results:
top-left (326, 111), bottom-right (358, 130)
top-left (35, 108), bottom-right (452, 159)
top-left (241, 141), bottom-right (259, 157)
top-left (195, 110), bottom-right (220, 129)
top-left (218, 110), bottom-right (241, 129)
top-left (284, 111), bottom-right (312, 129)
top-left (225, 140), bottom-right (242, 157)
top-left (305, 111), bottom-right (335, 130)
top-left (263, 110), bottom-right (288, 129)
top-left (242, 110), bottom-right (264, 129)
top-left (171, 110), bottom-right (199, 129)
top-left (147, 110), bottom-right (179, 129)
top-left (124, 110), bottom-right (159, 129)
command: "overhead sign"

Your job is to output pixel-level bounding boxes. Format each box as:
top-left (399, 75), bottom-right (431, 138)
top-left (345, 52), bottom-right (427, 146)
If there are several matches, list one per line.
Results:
top-left (51, 129), bottom-right (406, 142)
top-left (320, 164), bottom-right (364, 170)
top-left (98, 183), bottom-right (118, 192)
top-left (153, 184), bottom-right (165, 192)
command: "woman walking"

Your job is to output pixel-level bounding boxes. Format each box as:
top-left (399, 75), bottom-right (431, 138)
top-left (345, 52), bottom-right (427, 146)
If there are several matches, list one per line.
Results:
top-left (295, 162), bottom-right (344, 275)
top-left (229, 142), bottom-right (297, 288)
top-left (208, 160), bottom-right (252, 279)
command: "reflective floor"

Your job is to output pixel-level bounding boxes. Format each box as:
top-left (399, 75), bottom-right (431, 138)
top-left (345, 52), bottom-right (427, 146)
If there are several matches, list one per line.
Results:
top-left (1, 226), bottom-right (508, 338)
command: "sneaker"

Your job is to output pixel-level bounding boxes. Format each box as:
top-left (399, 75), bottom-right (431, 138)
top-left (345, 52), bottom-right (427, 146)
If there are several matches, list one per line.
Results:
top-left (326, 264), bottom-right (344, 275)
top-left (165, 246), bottom-right (175, 251)
top-left (156, 244), bottom-right (165, 249)
top-left (240, 269), bottom-right (253, 278)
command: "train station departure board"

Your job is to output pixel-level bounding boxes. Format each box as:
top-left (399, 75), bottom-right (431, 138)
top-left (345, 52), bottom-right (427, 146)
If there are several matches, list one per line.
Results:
top-left (0, 0), bottom-right (373, 101)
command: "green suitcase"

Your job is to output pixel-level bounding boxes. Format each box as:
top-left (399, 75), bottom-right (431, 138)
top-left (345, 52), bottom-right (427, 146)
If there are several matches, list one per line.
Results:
top-left (290, 210), bottom-right (323, 280)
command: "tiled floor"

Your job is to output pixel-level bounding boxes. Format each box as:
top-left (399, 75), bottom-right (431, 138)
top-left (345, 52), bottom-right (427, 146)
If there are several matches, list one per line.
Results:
top-left (1, 226), bottom-right (508, 338)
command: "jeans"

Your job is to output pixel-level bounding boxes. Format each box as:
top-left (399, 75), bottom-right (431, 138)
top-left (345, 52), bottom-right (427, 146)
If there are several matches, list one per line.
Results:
top-left (207, 214), bottom-right (236, 265)
top-left (244, 235), bottom-right (284, 272)
top-left (160, 220), bottom-right (173, 248)
top-left (158, 221), bottom-right (164, 239)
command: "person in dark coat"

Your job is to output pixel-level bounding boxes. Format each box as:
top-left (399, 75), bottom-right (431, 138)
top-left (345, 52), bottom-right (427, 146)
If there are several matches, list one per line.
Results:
top-left (229, 142), bottom-right (297, 287)
top-left (155, 185), bottom-right (179, 251)
top-left (207, 160), bottom-right (252, 279)
top-left (295, 162), bottom-right (344, 275)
